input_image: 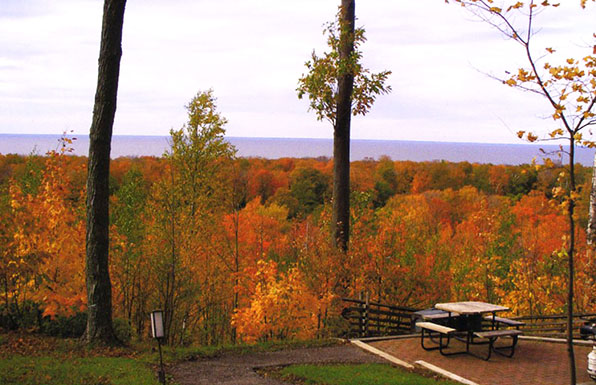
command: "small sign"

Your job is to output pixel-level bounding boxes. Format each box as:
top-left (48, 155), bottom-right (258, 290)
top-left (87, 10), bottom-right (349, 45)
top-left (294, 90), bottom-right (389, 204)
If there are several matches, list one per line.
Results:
top-left (151, 310), bottom-right (165, 339)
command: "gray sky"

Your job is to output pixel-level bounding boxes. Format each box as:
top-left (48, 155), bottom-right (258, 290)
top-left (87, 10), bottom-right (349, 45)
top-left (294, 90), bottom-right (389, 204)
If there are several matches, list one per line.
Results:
top-left (1, 0), bottom-right (594, 143)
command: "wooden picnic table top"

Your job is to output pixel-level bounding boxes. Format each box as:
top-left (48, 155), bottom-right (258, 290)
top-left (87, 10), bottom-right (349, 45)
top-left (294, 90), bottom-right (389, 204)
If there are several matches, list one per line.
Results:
top-left (435, 301), bottom-right (509, 315)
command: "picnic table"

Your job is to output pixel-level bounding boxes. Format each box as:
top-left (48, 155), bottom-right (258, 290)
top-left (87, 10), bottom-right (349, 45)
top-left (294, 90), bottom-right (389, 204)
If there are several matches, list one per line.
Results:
top-left (416, 301), bottom-right (524, 360)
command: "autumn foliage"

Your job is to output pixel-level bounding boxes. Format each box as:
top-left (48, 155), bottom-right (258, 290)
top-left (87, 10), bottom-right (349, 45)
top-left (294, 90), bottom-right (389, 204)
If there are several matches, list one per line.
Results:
top-left (1, 136), bottom-right (596, 344)
top-left (7, 144), bottom-right (86, 319)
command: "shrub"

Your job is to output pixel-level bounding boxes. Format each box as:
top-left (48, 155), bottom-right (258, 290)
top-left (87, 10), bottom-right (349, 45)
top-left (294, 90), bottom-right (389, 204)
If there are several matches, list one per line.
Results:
top-left (0, 301), bottom-right (42, 330)
top-left (40, 312), bottom-right (86, 338)
top-left (113, 318), bottom-right (132, 345)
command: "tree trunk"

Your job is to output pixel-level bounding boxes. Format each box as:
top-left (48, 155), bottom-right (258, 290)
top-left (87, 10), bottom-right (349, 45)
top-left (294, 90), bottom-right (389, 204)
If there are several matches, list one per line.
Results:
top-left (587, 152), bottom-right (596, 246)
top-left (567, 136), bottom-right (577, 385)
top-left (332, 0), bottom-right (355, 252)
top-left (85, 0), bottom-right (126, 344)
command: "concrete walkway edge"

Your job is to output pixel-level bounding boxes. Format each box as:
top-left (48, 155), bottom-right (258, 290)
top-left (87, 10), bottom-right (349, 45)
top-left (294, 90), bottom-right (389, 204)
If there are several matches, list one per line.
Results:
top-left (520, 335), bottom-right (594, 346)
top-left (415, 360), bottom-right (480, 385)
top-left (350, 339), bottom-right (414, 369)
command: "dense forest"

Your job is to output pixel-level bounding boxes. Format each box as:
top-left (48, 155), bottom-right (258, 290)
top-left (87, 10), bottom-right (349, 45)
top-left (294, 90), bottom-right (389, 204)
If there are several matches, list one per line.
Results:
top-left (1, 127), bottom-right (595, 346)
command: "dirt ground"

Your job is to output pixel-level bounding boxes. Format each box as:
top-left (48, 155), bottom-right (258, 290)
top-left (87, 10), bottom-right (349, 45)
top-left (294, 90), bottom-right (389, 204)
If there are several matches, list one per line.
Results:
top-left (171, 343), bottom-right (385, 385)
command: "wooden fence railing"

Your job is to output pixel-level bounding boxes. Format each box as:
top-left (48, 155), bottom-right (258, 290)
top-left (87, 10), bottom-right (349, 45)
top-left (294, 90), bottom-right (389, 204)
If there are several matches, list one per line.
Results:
top-left (341, 296), bottom-right (596, 340)
top-left (341, 296), bottom-right (418, 338)
top-left (510, 313), bottom-right (596, 339)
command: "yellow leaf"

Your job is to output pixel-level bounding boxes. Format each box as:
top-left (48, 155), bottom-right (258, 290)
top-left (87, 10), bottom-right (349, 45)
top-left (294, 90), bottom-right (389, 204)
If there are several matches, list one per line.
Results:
top-left (504, 78), bottom-right (517, 86)
top-left (507, 1), bottom-right (524, 11)
top-left (549, 128), bottom-right (563, 138)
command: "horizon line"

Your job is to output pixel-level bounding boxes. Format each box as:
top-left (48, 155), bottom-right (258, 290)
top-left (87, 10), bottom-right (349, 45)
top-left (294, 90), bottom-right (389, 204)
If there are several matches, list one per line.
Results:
top-left (0, 132), bottom-right (565, 147)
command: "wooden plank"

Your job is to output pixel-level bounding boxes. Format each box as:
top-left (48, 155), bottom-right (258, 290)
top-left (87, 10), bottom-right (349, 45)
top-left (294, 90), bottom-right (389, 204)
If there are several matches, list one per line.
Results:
top-left (435, 301), bottom-right (509, 314)
top-left (341, 297), bottom-right (418, 312)
top-left (515, 313), bottom-right (596, 321)
top-left (368, 316), bottom-right (409, 323)
top-left (520, 335), bottom-right (594, 346)
top-left (475, 329), bottom-right (523, 339)
top-left (499, 321), bottom-right (569, 327)
top-left (522, 328), bottom-right (571, 333)
top-left (416, 321), bottom-right (456, 334)
top-left (367, 309), bottom-right (413, 318)
top-left (484, 315), bottom-right (526, 326)
top-left (423, 312), bottom-right (453, 320)
top-left (522, 324), bottom-right (571, 329)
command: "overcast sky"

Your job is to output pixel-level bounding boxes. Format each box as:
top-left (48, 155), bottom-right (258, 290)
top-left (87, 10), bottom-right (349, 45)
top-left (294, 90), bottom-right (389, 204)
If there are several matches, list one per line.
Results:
top-left (1, 0), bottom-right (594, 143)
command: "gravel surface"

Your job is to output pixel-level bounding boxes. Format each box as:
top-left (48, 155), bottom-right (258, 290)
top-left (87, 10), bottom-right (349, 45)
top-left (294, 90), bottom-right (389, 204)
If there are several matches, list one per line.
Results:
top-left (172, 343), bottom-right (385, 385)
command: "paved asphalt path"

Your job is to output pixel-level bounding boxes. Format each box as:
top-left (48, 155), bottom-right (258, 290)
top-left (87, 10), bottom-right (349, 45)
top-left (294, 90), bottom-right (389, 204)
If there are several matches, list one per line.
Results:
top-left (172, 343), bottom-right (385, 385)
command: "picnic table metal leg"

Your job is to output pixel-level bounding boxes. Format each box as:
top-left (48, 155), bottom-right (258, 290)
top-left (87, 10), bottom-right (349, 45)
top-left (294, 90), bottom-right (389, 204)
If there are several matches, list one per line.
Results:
top-left (483, 337), bottom-right (494, 361)
top-left (435, 331), bottom-right (470, 357)
top-left (421, 329), bottom-right (450, 351)
top-left (429, 332), bottom-right (451, 347)
top-left (461, 334), bottom-right (493, 361)
top-left (420, 328), bottom-right (437, 351)
top-left (492, 334), bottom-right (520, 358)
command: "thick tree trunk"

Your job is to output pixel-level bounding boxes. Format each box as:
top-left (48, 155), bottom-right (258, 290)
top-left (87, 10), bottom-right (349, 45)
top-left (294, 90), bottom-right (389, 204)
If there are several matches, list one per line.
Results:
top-left (332, 0), bottom-right (355, 252)
top-left (85, 0), bottom-right (126, 344)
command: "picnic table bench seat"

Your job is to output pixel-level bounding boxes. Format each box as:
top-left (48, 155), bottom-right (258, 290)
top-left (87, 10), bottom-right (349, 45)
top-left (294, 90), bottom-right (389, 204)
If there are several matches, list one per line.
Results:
top-left (416, 321), bottom-right (456, 335)
top-left (483, 315), bottom-right (525, 328)
top-left (474, 329), bottom-right (523, 339)
top-left (417, 322), bottom-right (463, 355)
top-left (473, 329), bottom-right (523, 360)
top-left (423, 312), bottom-right (453, 321)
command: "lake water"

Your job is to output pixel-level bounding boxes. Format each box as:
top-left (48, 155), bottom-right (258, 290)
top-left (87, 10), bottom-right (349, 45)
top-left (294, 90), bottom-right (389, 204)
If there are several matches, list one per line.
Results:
top-left (0, 134), bottom-right (594, 166)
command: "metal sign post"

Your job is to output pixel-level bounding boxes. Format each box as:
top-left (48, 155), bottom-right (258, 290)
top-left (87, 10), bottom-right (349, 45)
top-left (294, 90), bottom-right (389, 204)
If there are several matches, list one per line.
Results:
top-left (151, 310), bottom-right (166, 385)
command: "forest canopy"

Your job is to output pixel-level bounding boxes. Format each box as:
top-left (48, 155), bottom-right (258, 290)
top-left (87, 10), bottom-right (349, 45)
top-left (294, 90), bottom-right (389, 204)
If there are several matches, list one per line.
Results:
top-left (0, 141), bottom-right (594, 344)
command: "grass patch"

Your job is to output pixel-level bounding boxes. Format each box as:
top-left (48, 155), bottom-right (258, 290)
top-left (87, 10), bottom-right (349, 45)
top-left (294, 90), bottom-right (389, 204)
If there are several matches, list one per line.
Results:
top-left (278, 363), bottom-right (460, 385)
top-left (0, 333), bottom-right (158, 385)
top-left (0, 356), bottom-right (158, 385)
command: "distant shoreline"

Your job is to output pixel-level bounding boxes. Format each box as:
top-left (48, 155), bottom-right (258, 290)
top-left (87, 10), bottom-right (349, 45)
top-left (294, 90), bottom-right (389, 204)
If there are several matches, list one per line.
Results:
top-left (0, 134), bottom-right (594, 166)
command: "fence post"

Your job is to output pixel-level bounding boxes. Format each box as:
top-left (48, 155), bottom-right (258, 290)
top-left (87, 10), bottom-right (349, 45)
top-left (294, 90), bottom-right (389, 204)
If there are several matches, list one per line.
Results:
top-left (358, 292), bottom-right (364, 337)
top-left (316, 310), bottom-right (321, 339)
top-left (364, 291), bottom-right (370, 337)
